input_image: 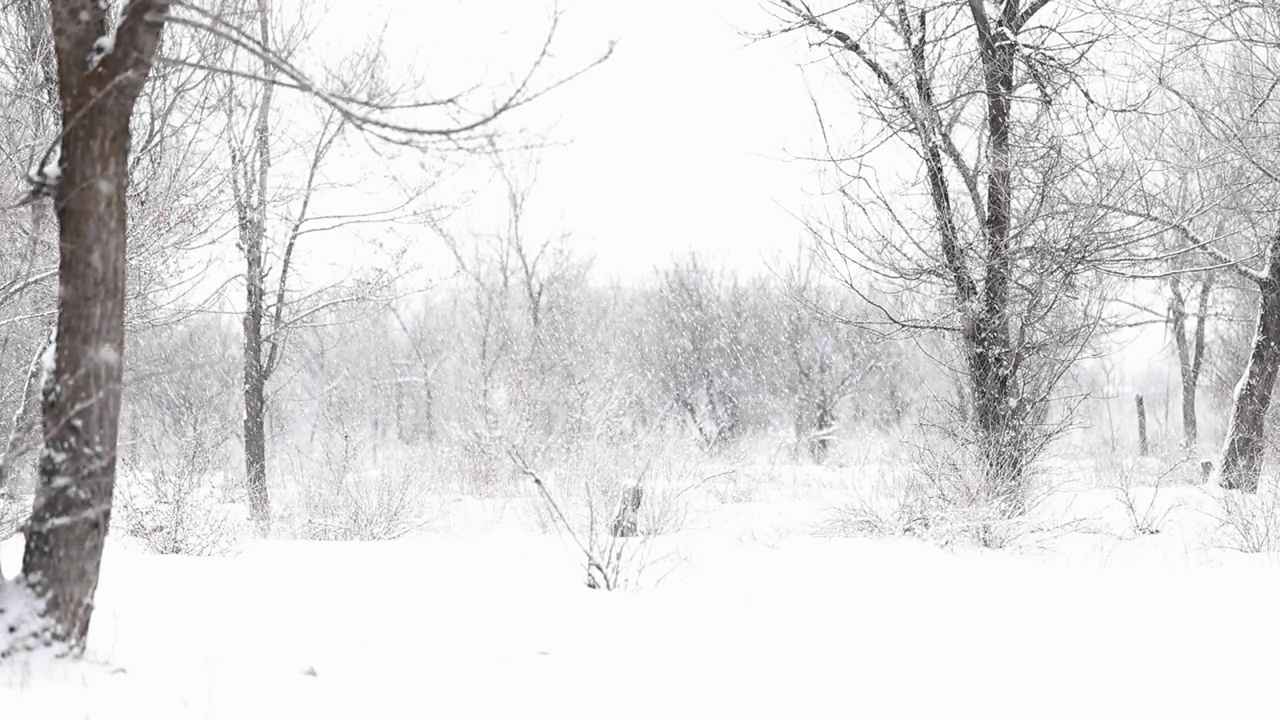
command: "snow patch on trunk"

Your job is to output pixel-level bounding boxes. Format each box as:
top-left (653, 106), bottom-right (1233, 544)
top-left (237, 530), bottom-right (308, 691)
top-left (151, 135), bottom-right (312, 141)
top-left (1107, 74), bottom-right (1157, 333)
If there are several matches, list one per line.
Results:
top-left (39, 325), bottom-right (56, 396)
top-left (88, 32), bottom-right (116, 71)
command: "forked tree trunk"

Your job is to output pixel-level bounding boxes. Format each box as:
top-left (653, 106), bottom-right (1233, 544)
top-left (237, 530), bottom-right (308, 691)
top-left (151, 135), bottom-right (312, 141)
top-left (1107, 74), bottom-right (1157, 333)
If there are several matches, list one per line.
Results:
top-left (1220, 244), bottom-right (1280, 492)
top-left (15, 0), bottom-right (169, 653)
top-left (782, 0), bottom-right (1054, 512)
top-left (963, 0), bottom-right (1026, 511)
top-left (1170, 274), bottom-right (1212, 451)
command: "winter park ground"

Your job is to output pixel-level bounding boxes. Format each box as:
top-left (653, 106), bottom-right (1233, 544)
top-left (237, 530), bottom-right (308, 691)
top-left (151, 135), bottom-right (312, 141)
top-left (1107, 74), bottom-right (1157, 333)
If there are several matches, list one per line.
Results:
top-left (4, 449), bottom-right (1280, 719)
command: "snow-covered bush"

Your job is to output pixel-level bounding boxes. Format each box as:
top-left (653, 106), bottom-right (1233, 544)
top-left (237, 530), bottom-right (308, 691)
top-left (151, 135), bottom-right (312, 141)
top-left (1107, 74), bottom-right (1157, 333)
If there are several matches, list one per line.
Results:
top-left (819, 471), bottom-right (933, 539)
top-left (287, 433), bottom-right (434, 541)
top-left (514, 439), bottom-right (703, 589)
top-left (522, 468), bottom-right (682, 591)
top-left (116, 318), bottom-right (242, 555)
top-left (1097, 456), bottom-right (1186, 537)
top-left (1206, 477), bottom-right (1280, 554)
top-left (116, 434), bottom-right (240, 557)
top-left (821, 437), bottom-right (1057, 549)
top-left (522, 436), bottom-right (713, 537)
top-left (705, 463), bottom-right (760, 504)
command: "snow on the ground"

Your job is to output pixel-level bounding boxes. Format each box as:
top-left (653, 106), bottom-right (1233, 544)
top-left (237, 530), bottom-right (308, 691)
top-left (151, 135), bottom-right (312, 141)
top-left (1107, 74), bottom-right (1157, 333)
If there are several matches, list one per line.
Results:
top-left (4, 466), bottom-right (1280, 719)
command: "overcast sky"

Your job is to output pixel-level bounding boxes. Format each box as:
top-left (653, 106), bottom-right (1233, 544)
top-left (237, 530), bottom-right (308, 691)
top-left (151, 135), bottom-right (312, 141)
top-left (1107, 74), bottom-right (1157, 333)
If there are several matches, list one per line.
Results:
top-left (302, 0), bottom-right (826, 282)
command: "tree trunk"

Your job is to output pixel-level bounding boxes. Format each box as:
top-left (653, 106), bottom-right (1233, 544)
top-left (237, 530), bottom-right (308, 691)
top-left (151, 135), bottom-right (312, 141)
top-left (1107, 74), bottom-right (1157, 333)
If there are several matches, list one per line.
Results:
top-left (242, 239), bottom-right (270, 531)
top-left (610, 484), bottom-right (643, 538)
top-left (13, 0), bottom-right (168, 654)
top-left (235, 0), bottom-right (275, 534)
top-left (779, 1), bottom-right (1057, 513)
top-left (1135, 394), bottom-right (1148, 456)
top-left (1220, 258), bottom-right (1280, 492)
top-left (810, 399), bottom-right (835, 463)
top-left (964, 2), bottom-right (1024, 511)
top-left (1178, 348), bottom-right (1200, 450)
top-left (1170, 274), bottom-right (1213, 451)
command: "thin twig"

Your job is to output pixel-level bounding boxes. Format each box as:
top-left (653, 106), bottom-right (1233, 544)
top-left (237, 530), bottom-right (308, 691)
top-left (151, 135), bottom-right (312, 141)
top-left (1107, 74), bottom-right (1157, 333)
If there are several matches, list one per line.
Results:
top-left (509, 449), bottom-right (612, 590)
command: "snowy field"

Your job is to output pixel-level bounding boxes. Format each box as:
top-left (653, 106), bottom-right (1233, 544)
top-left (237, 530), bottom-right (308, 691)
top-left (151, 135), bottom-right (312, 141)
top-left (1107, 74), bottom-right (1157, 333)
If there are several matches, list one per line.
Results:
top-left (4, 456), bottom-right (1280, 719)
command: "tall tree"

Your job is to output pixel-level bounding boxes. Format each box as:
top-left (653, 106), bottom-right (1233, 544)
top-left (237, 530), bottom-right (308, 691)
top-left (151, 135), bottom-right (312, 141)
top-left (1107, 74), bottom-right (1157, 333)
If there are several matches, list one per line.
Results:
top-left (225, 0), bottom-right (280, 533)
top-left (3, 0), bottom-right (170, 655)
top-left (648, 257), bottom-right (751, 452)
top-left (781, 262), bottom-right (880, 463)
top-left (769, 0), bottom-right (1107, 512)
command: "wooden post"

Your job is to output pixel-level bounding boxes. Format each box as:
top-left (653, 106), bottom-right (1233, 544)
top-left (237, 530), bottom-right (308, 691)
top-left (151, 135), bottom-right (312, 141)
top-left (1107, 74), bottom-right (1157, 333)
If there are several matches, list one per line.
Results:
top-left (1135, 394), bottom-right (1149, 456)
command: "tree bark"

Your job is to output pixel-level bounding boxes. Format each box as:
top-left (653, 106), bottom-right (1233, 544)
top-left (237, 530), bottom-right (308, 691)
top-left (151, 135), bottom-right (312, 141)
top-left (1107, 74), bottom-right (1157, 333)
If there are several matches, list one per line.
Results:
top-left (1135, 394), bottom-right (1148, 457)
top-left (231, 0), bottom-right (276, 534)
top-left (811, 399), bottom-right (834, 463)
top-left (964, 0), bottom-right (1026, 510)
top-left (1170, 274), bottom-right (1213, 451)
top-left (242, 231), bottom-right (270, 531)
top-left (1220, 236), bottom-right (1280, 492)
top-left (16, 0), bottom-right (169, 653)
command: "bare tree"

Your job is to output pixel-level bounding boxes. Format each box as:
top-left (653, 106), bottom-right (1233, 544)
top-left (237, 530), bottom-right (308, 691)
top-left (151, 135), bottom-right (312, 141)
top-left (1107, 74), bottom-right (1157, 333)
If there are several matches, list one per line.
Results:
top-left (2, 0), bottom-right (171, 655)
top-left (781, 263), bottom-right (880, 462)
top-left (767, 0), bottom-right (1108, 511)
top-left (219, 1), bottom-right (354, 532)
top-left (438, 211), bottom-right (517, 455)
top-left (430, 153), bottom-right (595, 474)
top-left (492, 156), bottom-right (595, 450)
top-left (389, 304), bottom-right (440, 445)
top-left (647, 257), bottom-right (752, 452)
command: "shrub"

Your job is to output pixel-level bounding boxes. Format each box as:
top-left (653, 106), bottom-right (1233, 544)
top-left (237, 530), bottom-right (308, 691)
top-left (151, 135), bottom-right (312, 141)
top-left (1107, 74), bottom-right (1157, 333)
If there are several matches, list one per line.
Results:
top-left (820, 436), bottom-right (1062, 550)
top-left (287, 433), bottom-right (434, 541)
top-left (1205, 478), bottom-right (1280, 554)
top-left (1097, 456), bottom-right (1185, 537)
top-left (116, 432), bottom-right (239, 556)
top-left (513, 449), bottom-right (691, 591)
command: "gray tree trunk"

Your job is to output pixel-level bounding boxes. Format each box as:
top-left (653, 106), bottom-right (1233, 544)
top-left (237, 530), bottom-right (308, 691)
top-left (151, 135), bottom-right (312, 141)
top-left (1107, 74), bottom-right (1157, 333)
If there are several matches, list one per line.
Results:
top-left (1220, 238), bottom-right (1280, 492)
top-left (16, 0), bottom-right (168, 653)
top-left (962, 2), bottom-right (1029, 512)
top-left (1169, 274), bottom-right (1213, 451)
top-left (1135, 394), bottom-right (1148, 456)
top-left (242, 227), bottom-right (270, 531)
top-left (233, 0), bottom-right (276, 533)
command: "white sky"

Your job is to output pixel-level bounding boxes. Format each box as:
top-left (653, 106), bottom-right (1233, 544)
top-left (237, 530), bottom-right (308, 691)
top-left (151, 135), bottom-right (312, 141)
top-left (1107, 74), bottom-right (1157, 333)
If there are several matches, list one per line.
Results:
top-left (298, 0), bottom-right (825, 282)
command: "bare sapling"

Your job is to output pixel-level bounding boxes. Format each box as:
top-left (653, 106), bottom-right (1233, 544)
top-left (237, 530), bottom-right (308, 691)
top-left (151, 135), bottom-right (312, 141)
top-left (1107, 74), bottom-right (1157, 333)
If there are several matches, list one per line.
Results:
top-left (1108, 458), bottom-right (1184, 537)
top-left (512, 450), bottom-right (623, 590)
